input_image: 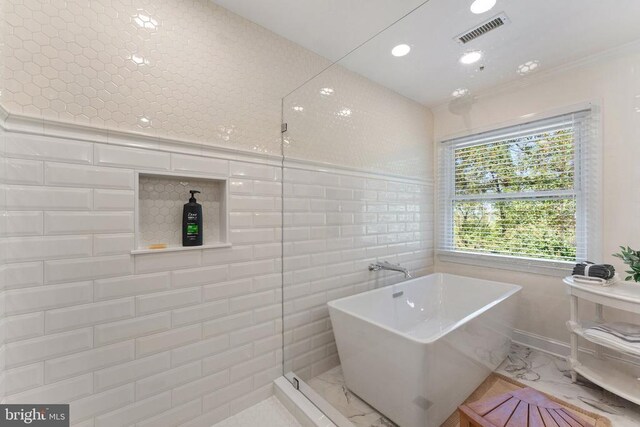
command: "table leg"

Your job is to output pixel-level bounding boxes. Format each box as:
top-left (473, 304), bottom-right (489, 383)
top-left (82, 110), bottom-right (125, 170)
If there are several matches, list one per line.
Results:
top-left (459, 411), bottom-right (472, 427)
top-left (595, 303), bottom-right (604, 359)
top-left (595, 303), bottom-right (604, 323)
top-left (570, 295), bottom-right (579, 382)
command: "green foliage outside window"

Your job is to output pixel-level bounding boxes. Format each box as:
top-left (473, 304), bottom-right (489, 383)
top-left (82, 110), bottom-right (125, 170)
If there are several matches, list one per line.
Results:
top-left (453, 129), bottom-right (577, 261)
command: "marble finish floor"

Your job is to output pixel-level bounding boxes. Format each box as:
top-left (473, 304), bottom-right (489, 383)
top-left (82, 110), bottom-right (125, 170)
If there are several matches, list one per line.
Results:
top-left (496, 344), bottom-right (640, 427)
top-left (211, 396), bottom-right (301, 427)
top-left (307, 344), bottom-right (640, 427)
top-left (307, 367), bottom-right (395, 427)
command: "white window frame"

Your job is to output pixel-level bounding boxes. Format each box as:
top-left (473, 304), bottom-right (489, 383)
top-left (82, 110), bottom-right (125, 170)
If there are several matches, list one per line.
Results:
top-left (437, 103), bottom-right (601, 277)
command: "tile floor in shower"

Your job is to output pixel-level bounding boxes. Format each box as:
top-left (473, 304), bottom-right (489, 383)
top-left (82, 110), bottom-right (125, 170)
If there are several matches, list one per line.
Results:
top-left (306, 343), bottom-right (640, 427)
top-left (211, 396), bottom-right (301, 427)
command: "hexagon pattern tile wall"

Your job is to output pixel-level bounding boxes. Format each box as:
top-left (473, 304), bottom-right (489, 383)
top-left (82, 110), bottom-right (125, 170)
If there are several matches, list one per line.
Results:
top-left (0, 0), bottom-right (326, 154)
top-left (283, 63), bottom-right (433, 179)
top-left (0, 0), bottom-right (432, 178)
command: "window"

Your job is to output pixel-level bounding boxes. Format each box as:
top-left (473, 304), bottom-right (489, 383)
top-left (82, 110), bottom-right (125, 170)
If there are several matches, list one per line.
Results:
top-left (438, 109), bottom-right (599, 273)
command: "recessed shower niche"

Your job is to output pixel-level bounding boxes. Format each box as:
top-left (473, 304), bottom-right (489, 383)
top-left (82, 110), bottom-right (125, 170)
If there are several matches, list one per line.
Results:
top-left (133, 171), bottom-right (230, 254)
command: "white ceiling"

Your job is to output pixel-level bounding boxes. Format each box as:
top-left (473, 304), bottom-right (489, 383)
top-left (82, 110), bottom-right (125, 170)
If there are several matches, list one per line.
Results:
top-left (212, 0), bottom-right (427, 62)
top-left (213, 0), bottom-right (640, 106)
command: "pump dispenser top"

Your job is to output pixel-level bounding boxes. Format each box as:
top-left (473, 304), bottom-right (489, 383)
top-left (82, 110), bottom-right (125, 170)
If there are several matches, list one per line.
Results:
top-left (189, 190), bottom-right (200, 203)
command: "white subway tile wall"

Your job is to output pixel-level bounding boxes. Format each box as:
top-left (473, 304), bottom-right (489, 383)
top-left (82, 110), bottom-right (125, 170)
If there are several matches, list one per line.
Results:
top-left (282, 168), bottom-right (434, 380)
top-left (0, 131), bottom-right (285, 425)
top-left (0, 130), bottom-right (433, 425)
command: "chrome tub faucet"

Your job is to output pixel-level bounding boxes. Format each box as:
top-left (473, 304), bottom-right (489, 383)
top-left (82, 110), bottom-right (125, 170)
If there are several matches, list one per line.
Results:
top-left (368, 260), bottom-right (412, 279)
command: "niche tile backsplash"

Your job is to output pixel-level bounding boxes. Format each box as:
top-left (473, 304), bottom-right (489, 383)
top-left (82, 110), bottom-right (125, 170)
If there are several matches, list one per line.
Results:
top-left (138, 175), bottom-right (223, 248)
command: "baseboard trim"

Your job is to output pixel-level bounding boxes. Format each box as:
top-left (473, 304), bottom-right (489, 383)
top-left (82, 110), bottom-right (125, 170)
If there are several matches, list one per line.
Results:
top-left (512, 329), bottom-right (572, 358)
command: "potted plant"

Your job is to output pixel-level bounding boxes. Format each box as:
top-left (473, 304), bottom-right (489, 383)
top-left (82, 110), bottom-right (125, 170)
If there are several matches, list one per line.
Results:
top-left (613, 246), bottom-right (640, 282)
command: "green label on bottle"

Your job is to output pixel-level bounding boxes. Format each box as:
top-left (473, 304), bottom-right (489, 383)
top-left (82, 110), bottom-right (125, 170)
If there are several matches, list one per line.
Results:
top-left (187, 224), bottom-right (198, 235)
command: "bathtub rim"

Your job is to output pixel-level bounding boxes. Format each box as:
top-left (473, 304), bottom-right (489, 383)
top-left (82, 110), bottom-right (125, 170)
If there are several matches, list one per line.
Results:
top-left (327, 272), bottom-right (522, 345)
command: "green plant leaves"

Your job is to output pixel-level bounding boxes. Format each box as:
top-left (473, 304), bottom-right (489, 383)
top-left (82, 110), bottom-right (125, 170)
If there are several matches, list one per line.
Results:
top-left (613, 246), bottom-right (640, 282)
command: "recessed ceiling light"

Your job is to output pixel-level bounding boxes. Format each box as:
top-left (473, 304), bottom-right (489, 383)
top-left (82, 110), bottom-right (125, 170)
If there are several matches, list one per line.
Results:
top-left (460, 51), bottom-right (482, 65)
top-left (391, 44), bottom-right (411, 57)
top-left (517, 60), bottom-right (540, 75)
top-left (292, 105), bottom-right (304, 112)
top-left (470, 0), bottom-right (496, 14)
top-left (320, 87), bottom-right (334, 96)
top-left (337, 108), bottom-right (352, 117)
top-left (452, 88), bottom-right (469, 98)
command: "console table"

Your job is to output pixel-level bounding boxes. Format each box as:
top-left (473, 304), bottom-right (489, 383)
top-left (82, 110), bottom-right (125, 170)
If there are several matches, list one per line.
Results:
top-left (564, 276), bottom-right (640, 405)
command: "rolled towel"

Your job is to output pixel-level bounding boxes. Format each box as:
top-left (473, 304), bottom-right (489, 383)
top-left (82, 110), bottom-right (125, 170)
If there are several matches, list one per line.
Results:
top-left (572, 262), bottom-right (616, 280)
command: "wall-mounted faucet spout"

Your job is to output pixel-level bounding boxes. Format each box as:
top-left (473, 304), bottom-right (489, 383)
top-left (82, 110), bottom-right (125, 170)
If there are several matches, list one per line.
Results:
top-left (368, 260), bottom-right (412, 279)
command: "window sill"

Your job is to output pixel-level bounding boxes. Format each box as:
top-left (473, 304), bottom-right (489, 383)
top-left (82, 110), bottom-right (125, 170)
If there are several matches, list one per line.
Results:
top-left (437, 250), bottom-right (575, 277)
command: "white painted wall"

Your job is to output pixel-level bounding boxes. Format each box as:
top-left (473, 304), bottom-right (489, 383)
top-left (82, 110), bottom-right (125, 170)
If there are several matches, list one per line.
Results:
top-left (433, 45), bottom-right (640, 346)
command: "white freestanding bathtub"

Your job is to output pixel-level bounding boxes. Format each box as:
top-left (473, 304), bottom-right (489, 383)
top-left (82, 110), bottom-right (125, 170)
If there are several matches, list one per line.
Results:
top-left (328, 273), bottom-right (521, 427)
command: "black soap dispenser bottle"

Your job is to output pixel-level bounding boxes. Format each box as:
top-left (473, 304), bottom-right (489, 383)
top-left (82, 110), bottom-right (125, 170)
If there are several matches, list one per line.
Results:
top-left (182, 190), bottom-right (203, 246)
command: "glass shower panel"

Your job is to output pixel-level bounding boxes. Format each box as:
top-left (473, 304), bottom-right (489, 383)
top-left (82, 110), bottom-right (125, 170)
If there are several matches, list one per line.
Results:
top-left (280, 5), bottom-right (437, 423)
top-left (281, 0), bottom-right (640, 425)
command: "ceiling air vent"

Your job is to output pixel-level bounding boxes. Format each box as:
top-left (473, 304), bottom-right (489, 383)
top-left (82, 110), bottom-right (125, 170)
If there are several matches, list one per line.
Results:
top-left (455, 13), bottom-right (510, 44)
